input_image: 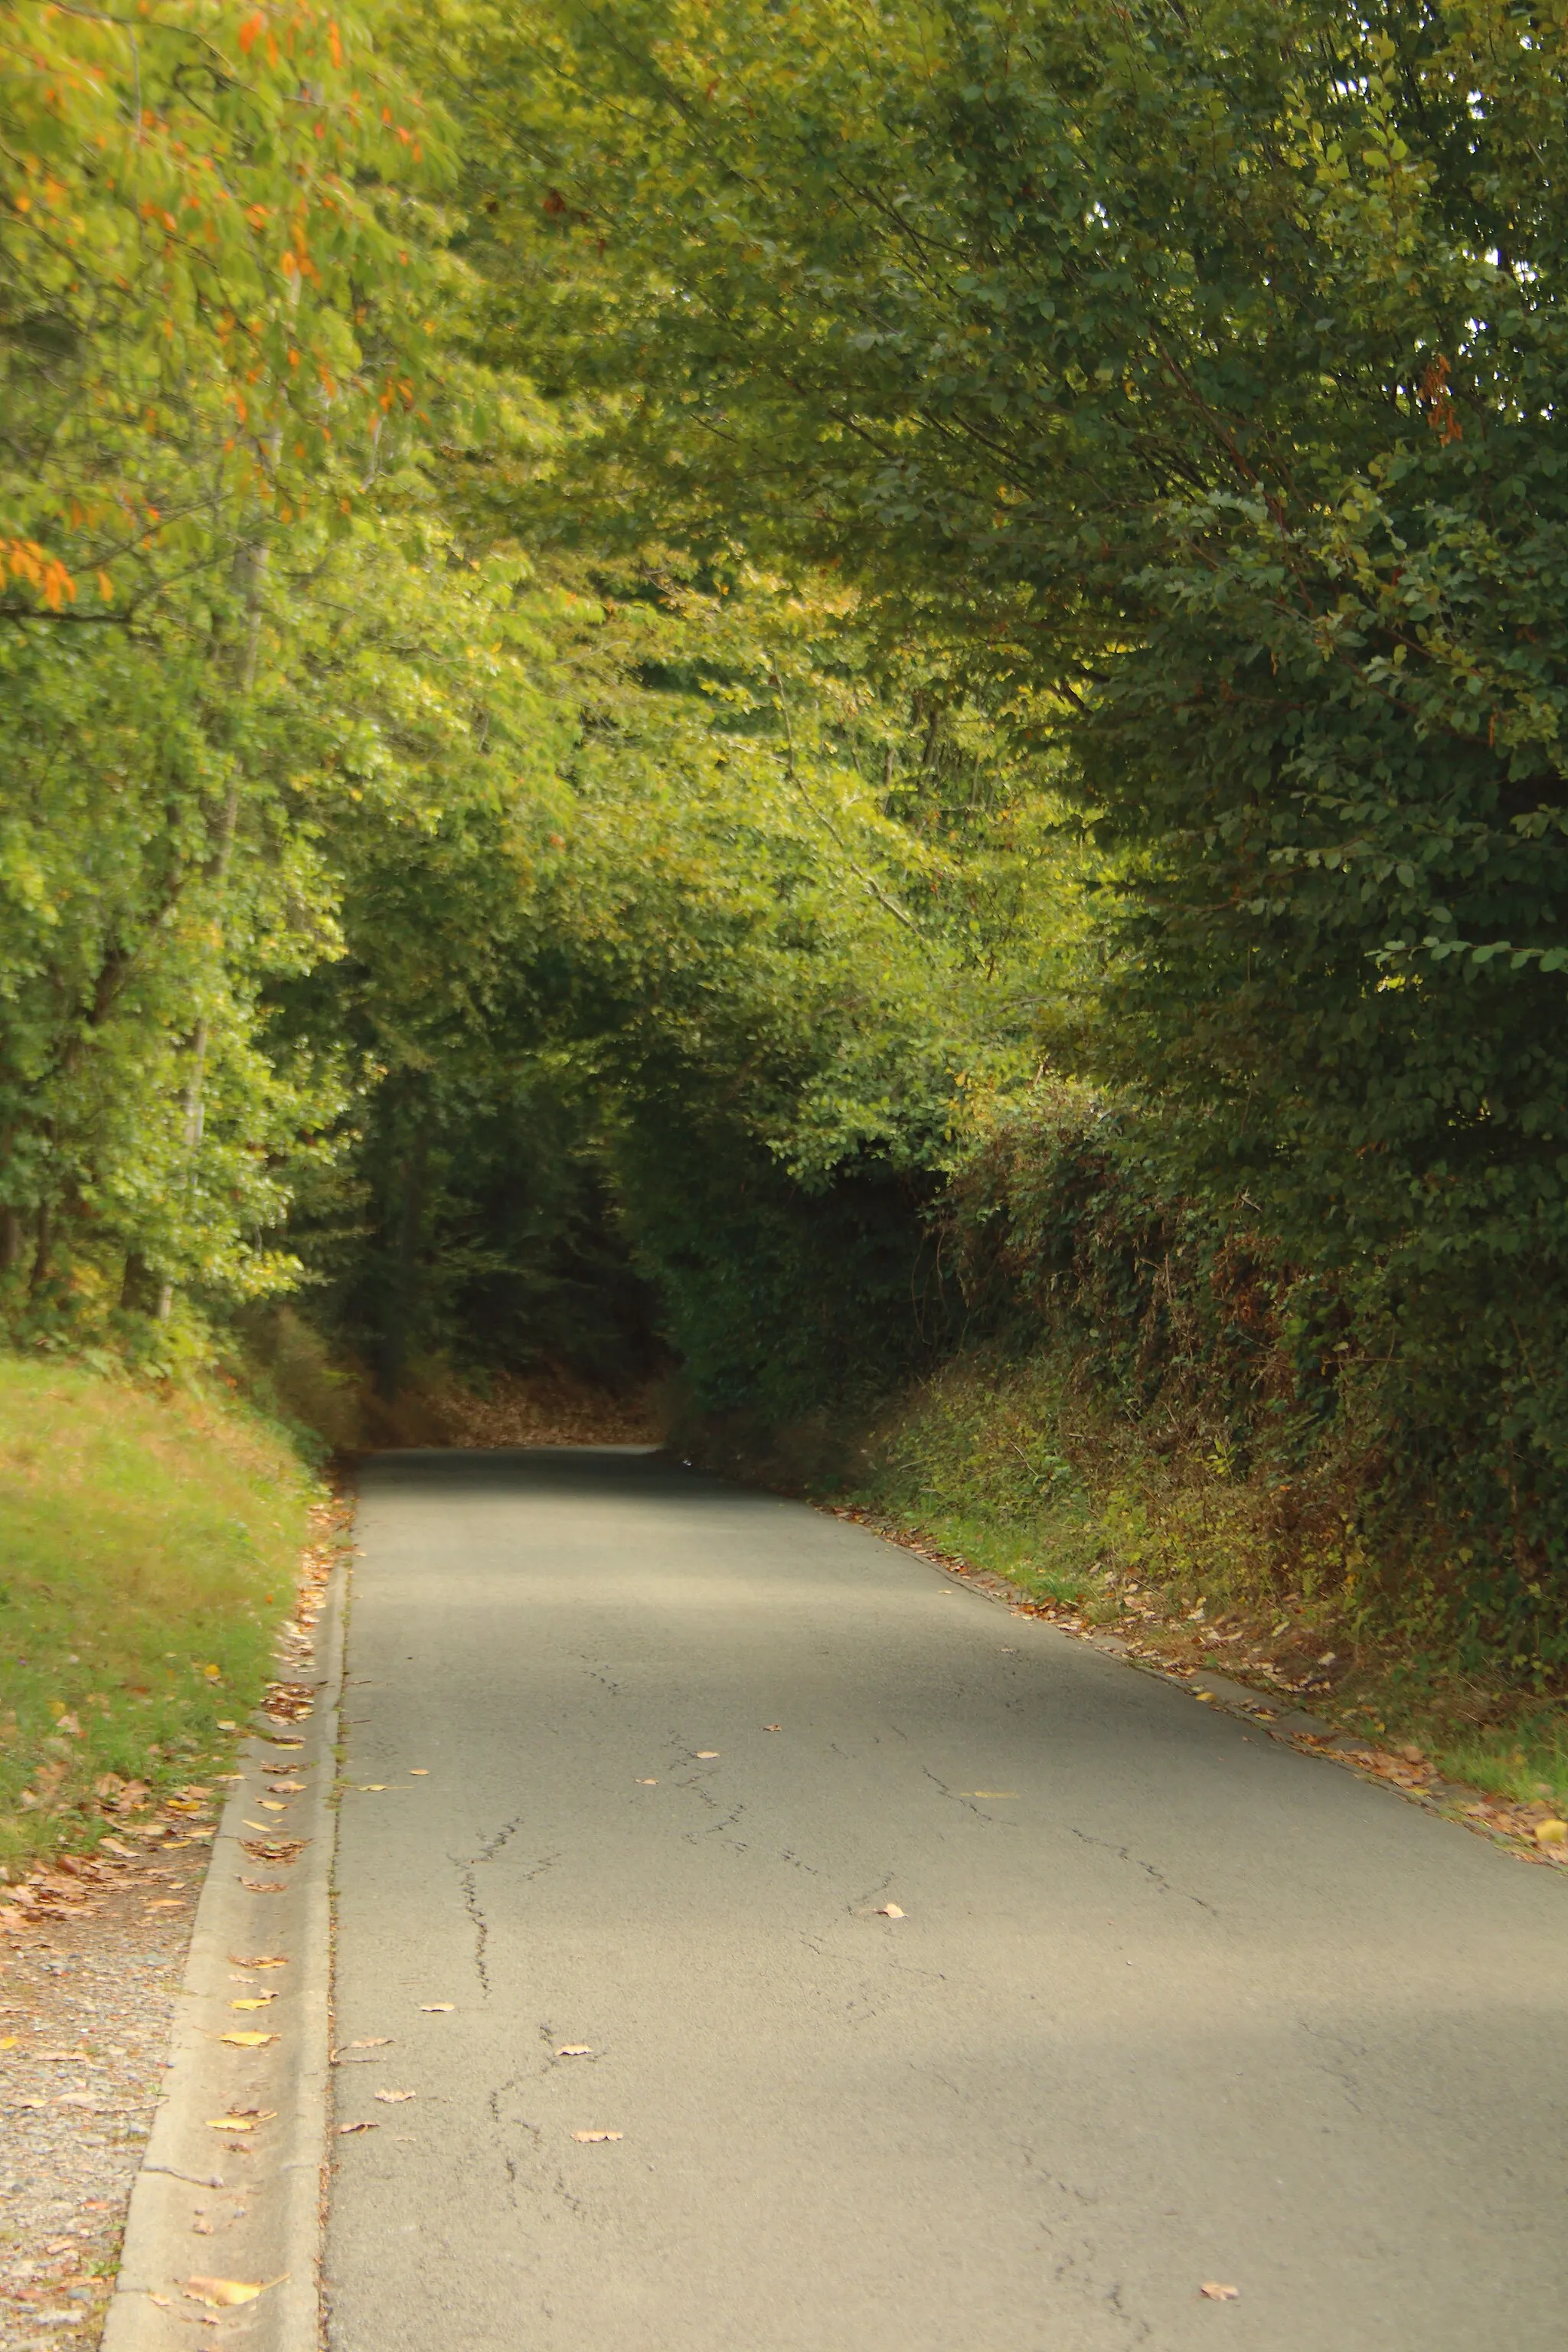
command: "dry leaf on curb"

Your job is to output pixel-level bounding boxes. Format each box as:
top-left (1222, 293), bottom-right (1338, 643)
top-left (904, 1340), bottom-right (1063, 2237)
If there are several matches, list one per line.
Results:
top-left (374, 2089), bottom-right (416, 2103)
top-left (571, 2129), bottom-right (622, 2143)
top-left (336, 2122), bottom-right (377, 2135)
top-left (149, 2295), bottom-right (172, 2309)
top-left (257, 1802), bottom-right (288, 1814)
top-left (206, 2111), bottom-right (276, 2132)
top-left (240, 1878), bottom-right (288, 1894)
top-left (1535, 1819), bottom-right (1567, 1846)
top-left (694, 1751), bottom-right (719, 1760)
top-left (220, 2030), bottom-right (277, 2048)
top-left (358, 1785), bottom-right (387, 1792)
top-left (185, 2276), bottom-right (273, 2308)
top-left (876, 1903), bottom-right (905, 1919)
top-left (556, 2045), bottom-right (593, 2058)
top-left (230, 1954), bottom-right (287, 1968)
top-left (347, 2037), bottom-right (392, 2049)
top-left (1199, 2283), bottom-right (1240, 2302)
top-left (230, 1997), bottom-right (275, 2011)
top-left (420, 2004), bottom-right (454, 2014)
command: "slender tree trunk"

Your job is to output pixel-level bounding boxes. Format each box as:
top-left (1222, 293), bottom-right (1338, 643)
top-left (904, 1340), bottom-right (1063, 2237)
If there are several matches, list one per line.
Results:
top-left (377, 1112), bottom-right (430, 1403)
top-left (155, 510), bottom-right (268, 1325)
top-left (28, 1200), bottom-right (51, 1298)
top-left (1, 1206), bottom-right (21, 1274)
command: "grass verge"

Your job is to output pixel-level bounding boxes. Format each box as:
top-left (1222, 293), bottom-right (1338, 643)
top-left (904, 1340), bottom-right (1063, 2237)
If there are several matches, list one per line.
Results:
top-left (0, 1354), bottom-right (320, 1874)
top-left (841, 1349), bottom-right (1568, 1833)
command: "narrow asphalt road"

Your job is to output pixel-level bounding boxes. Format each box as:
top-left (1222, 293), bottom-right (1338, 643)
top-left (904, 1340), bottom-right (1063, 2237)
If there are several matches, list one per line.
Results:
top-left (325, 1449), bottom-right (1567, 2352)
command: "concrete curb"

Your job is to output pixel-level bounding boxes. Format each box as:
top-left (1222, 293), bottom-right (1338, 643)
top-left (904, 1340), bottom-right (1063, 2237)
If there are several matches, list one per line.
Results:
top-left (102, 1543), bottom-right (347, 2352)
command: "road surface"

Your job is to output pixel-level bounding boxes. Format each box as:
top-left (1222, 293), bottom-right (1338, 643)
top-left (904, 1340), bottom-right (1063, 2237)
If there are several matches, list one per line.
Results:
top-left (325, 1447), bottom-right (1568, 2350)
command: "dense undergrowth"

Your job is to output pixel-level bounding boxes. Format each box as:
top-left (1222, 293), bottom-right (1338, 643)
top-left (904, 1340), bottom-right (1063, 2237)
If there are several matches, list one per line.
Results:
top-left (0, 1357), bottom-right (318, 1872)
top-left (822, 1085), bottom-right (1568, 1809)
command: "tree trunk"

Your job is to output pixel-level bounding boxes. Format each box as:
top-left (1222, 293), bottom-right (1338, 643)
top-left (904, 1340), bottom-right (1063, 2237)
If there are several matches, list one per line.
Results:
top-left (28, 1200), bottom-right (51, 1297)
top-left (377, 1112), bottom-right (430, 1402)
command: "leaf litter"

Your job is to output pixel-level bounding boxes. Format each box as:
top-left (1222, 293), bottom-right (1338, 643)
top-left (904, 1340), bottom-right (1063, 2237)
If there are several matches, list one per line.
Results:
top-left (185, 2275), bottom-right (277, 2308)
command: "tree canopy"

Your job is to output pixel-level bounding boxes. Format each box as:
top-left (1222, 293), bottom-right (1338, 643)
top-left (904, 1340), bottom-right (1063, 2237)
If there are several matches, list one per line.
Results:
top-left (6, 0), bottom-right (1568, 1661)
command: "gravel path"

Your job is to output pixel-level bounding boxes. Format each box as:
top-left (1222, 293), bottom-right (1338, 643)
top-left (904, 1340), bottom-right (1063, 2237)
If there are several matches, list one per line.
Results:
top-left (0, 1811), bottom-right (217, 2348)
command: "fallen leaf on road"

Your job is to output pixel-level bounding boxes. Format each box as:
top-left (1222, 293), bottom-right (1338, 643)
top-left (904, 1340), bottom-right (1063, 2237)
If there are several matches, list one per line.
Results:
top-left (357, 1785), bottom-right (387, 1792)
top-left (206, 2111), bottom-right (276, 2132)
top-left (972, 1792), bottom-right (1018, 1800)
top-left (268, 1781), bottom-right (305, 1794)
top-left (764, 1724), bottom-right (782, 1732)
top-left (347, 2037), bottom-right (391, 2048)
top-left (257, 1802), bottom-right (288, 1814)
top-left (557, 2045), bottom-right (593, 2057)
top-left (409, 1769), bottom-right (429, 1775)
top-left (337, 2122), bottom-right (377, 2135)
top-left (374, 2089), bottom-right (416, 2103)
top-left (149, 2295), bottom-right (172, 2309)
top-left (694, 1752), bottom-right (719, 1759)
top-left (635, 1778), bottom-right (658, 1785)
top-left (1536, 1819), bottom-right (1567, 1846)
top-left (240, 1879), bottom-right (288, 1894)
top-left (220, 2031), bottom-right (278, 2048)
top-left (571, 2129), bottom-right (622, 2142)
top-left (230, 1954), bottom-right (288, 1968)
top-left (420, 2004), bottom-right (454, 2014)
top-left (876, 1903), bottom-right (905, 1919)
top-left (185, 2276), bottom-right (271, 2308)
top-left (1199, 2283), bottom-right (1240, 2301)
top-left (265, 1738), bottom-right (304, 1750)
top-left (230, 1997), bottom-right (275, 2011)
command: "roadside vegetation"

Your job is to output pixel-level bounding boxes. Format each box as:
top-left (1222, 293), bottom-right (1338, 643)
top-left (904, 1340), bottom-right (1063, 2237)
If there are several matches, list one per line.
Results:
top-left (5, 0), bottom-right (1568, 1776)
top-left (0, 1359), bottom-right (318, 1873)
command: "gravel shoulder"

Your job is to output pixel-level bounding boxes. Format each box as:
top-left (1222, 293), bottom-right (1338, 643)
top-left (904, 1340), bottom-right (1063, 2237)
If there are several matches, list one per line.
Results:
top-left (0, 1820), bottom-right (212, 2347)
top-left (2, 1504), bottom-right (347, 2352)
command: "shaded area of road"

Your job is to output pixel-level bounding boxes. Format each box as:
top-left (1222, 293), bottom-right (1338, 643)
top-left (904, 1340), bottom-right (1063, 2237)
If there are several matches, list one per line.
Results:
top-left (325, 1449), bottom-right (1567, 2351)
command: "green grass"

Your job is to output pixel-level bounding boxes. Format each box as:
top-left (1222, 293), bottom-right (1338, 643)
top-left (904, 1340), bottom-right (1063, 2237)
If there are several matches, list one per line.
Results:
top-left (0, 1355), bottom-right (318, 1872)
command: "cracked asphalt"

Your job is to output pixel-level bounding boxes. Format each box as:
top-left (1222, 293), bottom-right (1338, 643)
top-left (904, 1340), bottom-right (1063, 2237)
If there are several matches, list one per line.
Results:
top-left (324, 1448), bottom-right (1568, 2352)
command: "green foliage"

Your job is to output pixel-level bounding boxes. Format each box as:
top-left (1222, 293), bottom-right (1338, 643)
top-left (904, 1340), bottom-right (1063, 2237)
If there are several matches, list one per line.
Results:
top-left (11, 0), bottom-right (1568, 1703)
top-left (440, 0), bottom-right (1568, 1633)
